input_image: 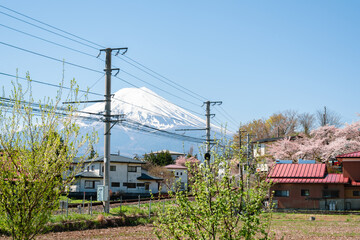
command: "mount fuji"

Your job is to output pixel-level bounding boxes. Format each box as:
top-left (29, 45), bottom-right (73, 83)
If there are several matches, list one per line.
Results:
top-left (76, 87), bottom-right (221, 158)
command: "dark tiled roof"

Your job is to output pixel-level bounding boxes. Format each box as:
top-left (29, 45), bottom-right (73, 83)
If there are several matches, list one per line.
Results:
top-left (137, 173), bottom-right (162, 181)
top-left (336, 151), bottom-right (360, 158)
top-left (268, 164), bottom-right (326, 178)
top-left (252, 137), bottom-right (284, 144)
top-left (75, 171), bottom-right (102, 178)
top-left (85, 155), bottom-right (145, 164)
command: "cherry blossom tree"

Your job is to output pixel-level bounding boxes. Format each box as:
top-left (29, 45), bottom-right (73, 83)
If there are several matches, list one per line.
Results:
top-left (268, 121), bottom-right (360, 162)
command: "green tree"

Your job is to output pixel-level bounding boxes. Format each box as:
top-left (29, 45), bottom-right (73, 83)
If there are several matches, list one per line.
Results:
top-left (0, 77), bottom-right (96, 240)
top-left (154, 139), bottom-right (272, 240)
top-left (144, 150), bottom-right (173, 166)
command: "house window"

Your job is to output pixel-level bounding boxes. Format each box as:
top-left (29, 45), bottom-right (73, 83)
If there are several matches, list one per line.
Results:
top-left (110, 165), bottom-right (116, 171)
top-left (128, 166), bottom-right (137, 172)
top-left (301, 189), bottom-right (310, 196)
top-left (274, 190), bottom-right (289, 197)
top-left (145, 183), bottom-right (150, 190)
top-left (176, 172), bottom-right (179, 176)
top-left (111, 182), bottom-right (120, 187)
top-left (123, 182), bottom-right (136, 188)
top-left (180, 172), bottom-right (183, 176)
top-left (102, 166), bottom-right (104, 172)
top-left (353, 191), bottom-right (360, 196)
top-left (87, 166), bottom-right (90, 172)
top-left (323, 190), bottom-right (339, 198)
top-left (84, 180), bottom-right (95, 189)
top-left (137, 183), bottom-right (145, 187)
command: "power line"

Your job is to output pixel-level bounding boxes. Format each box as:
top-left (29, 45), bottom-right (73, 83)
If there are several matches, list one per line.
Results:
top-left (0, 72), bottom-right (102, 97)
top-left (120, 69), bottom-right (200, 107)
top-left (0, 22), bottom-right (203, 113)
top-left (0, 6), bottom-right (221, 132)
top-left (0, 4), bottom-right (104, 49)
top-left (0, 71), bottom-right (205, 128)
top-left (0, 41), bottom-right (103, 74)
top-left (0, 23), bottom-right (97, 58)
top-left (113, 75), bottom-right (204, 117)
top-left (218, 105), bottom-right (238, 126)
top-left (213, 109), bottom-right (238, 132)
top-left (0, 5), bottom-right (207, 105)
top-left (0, 9), bottom-right (98, 51)
top-left (116, 55), bottom-right (206, 102)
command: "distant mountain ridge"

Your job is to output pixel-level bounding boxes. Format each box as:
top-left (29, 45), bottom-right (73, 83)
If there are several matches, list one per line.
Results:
top-left (75, 87), bottom-right (219, 157)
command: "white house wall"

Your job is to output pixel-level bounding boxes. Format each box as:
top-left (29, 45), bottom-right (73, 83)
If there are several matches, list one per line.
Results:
top-left (70, 161), bottom-right (160, 196)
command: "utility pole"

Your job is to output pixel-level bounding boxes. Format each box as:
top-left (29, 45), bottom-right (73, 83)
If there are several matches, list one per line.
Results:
top-left (99, 47), bottom-right (127, 213)
top-left (238, 129), bottom-right (246, 186)
top-left (204, 101), bottom-right (222, 166)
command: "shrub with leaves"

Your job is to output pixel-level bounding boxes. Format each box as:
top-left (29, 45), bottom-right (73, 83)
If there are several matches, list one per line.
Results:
top-left (154, 139), bottom-right (272, 240)
top-left (0, 76), bottom-right (96, 240)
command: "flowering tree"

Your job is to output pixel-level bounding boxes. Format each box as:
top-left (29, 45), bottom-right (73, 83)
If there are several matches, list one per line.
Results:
top-left (268, 122), bottom-right (360, 162)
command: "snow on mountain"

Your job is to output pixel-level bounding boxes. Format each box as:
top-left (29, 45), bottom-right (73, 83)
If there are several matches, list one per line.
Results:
top-left (76, 87), bottom-right (221, 157)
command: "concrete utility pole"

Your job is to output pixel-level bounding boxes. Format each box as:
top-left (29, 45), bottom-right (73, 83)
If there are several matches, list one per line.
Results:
top-left (238, 129), bottom-right (246, 186)
top-left (204, 101), bottom-right (222, 166)
top-left (100, 47), bottom-right (127, 213)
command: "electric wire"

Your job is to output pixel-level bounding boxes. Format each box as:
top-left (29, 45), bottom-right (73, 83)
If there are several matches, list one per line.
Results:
top-left (0, 41), bottom-right (103, 74)
top-left (0, 4), bottom-right (104, 49)
top-left (0, 10), bottom-right (98, 51)
top-left (0, 20), bottom-right (204, 115)
top-left (113, 75), bottom-right (204, 117)
top-left (213, 109), bottom-right (238, 132)
top-left (0, 23), bottom-right (97, 58)
top-left (0, 97), bottom-right (205, 143)
top-left (218, 105), bottom-right (238, 127)
top-left (0, 6), bottom-right (220, 138)
top-left (120, 69), bottom-right (200, 107)
top-left (0, 5), bottom-right (207, 105)
top-left (115, 55), bottom-right (205, 102)
top-left (0, 71), bottom-right (205, 127)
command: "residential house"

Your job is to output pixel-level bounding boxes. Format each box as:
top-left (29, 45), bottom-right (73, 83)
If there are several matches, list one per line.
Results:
top-left (252, 137), bottom-right (283, 158)
top-left (160, 164), bottom-right (188, 193)
top-left (268, 151), bottom-right (360, 210)
top-left (69, 153), bottom-right (162, 199)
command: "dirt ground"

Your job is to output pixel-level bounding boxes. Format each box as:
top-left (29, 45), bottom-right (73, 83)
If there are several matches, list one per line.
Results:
top-left (0, 225), bottom-right (156, 240)
top-left (2, 213), bottom-right (360, 239)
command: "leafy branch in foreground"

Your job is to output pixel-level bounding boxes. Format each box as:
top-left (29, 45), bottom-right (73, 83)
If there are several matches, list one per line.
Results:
top-left (0, 75), bottom-right (97, 240)
top-left (154, 138), bottom-right (273, 240)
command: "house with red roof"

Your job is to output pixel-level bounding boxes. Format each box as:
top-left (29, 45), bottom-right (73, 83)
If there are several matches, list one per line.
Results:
top-left (268, 151), bottom-right (360, 210)
top-left (160, 164), bottom-right (188, 193)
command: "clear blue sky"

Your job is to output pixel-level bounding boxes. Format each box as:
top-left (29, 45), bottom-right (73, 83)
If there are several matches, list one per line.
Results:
top-left (1, 1), bottom-right (359, 134)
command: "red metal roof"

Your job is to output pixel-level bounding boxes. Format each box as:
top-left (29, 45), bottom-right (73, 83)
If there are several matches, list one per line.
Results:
top-left (336, 151), bottom-right (360, 158)
top-left (269, 174), bottom-right (348, 184)
top-left (268, 164), bottom-right (326, 178)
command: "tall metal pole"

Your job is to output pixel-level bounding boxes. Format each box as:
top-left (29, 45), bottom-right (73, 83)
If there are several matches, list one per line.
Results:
top-left (103, 48), bottom-right (112, 213)
top-left (246, 133), bottom-right (250, 190)
top-left (205, 101), bottom-right (211, 166)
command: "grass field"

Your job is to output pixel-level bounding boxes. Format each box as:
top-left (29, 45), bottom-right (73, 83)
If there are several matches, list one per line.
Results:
top-left (269, 212), bottom-right (360, 239)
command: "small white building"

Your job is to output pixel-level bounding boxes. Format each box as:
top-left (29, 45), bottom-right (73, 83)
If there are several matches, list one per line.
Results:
top-left (161, 164), bottom-right (188, 192)
top-left (69, 154), bottom-right (162, 199)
